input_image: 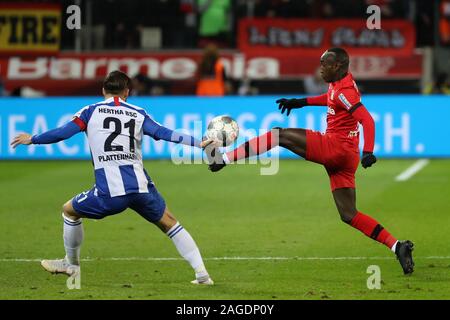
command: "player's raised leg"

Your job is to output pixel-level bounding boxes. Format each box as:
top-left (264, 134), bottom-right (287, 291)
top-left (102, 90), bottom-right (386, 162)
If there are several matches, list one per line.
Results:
top-left (225, 127), bottom-right (307, 161)
top-left (209, 128), bottom-right (307, 171)
top-left (155, 207), bottom-right (213, 285)
top-left (41, 199), bottom-right (83, 276)
top-left (332, 188), bottom-right (414, 274)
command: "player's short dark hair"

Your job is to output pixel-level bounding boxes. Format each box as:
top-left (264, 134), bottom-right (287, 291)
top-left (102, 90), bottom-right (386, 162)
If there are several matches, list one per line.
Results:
top-left (103, 70), bottom-right (131, 94)
top-left (327, 47), bottom-right (349, 70)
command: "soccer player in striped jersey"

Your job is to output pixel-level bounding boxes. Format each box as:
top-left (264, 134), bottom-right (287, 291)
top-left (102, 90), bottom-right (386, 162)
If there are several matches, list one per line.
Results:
top-left (208, 48), bottom-right (414, 275)
top-left (11, 70), bottom-right (214, 285)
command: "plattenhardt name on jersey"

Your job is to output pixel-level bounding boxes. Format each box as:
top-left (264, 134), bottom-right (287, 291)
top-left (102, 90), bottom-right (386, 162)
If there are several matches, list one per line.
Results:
top-left (98, 153), bottom-right (137, 162)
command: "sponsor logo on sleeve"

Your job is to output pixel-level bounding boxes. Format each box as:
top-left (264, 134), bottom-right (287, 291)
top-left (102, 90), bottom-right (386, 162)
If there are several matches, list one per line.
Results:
top-left (338, 93), bottom-right (353, 110)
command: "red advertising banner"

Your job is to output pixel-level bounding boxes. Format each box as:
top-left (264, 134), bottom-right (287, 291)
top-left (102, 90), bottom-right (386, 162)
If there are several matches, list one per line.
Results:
top-left (0, 51), bottom-right (422, 96)
top-left (239, 18), bottom-right (416, 57)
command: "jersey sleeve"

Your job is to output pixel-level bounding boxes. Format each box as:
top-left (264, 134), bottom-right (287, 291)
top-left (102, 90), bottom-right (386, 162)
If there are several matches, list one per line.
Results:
top-left (31, 121), bottom-right (82, 145)
top-left (72, 105), bottom-right (95, 131)
top-left (32, 105), bottom-right (94, 144)
top-left (143, 114), bottom-right (202, 148)
top-left (306, 93), bottom-right (328, 106)
top-left (351, 105), bottom-right (375, 153)
top-left (335, 88), bottom-right (362, 113)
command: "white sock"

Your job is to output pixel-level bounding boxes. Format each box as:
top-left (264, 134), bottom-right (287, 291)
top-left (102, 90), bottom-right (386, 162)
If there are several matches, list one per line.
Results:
top-left (62, 213), bottom-right (84, 265)
top-left (390, 240), bottom-right (399, 253)
top-left (167, 222), bottom-right (209, 279)
top-left (222, 153), bottom-right (230, 164)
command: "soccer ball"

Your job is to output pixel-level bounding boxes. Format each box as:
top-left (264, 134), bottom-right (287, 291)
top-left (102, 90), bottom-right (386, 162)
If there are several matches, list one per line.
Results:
top-left (206, 115), bottom-right (239, 147)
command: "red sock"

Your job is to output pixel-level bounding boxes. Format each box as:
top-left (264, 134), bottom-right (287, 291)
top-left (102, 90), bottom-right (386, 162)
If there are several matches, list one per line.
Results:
top-left (350, 211), bottom-right (397, 249)
top-left (225, 131), bottom-right (278, 162)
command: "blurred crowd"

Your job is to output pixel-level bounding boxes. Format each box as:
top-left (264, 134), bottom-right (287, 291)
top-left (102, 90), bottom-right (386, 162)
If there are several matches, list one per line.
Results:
top-left (55, 0), bottom-right (440, 50)
top-left (6, 0), bottom-right (443, 48)
top-left (6, 0), bottom-right (445, 48)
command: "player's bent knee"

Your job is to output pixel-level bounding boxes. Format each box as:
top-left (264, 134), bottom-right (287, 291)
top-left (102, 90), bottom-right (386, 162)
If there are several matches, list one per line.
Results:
top-left (339, 211), bottom-right (356, 224)
top-left (155, 208), bottom-right (178, 232)
top-left (340, 215), bottom-right (352, 224)
top-left (62, 202), bottom-right (70, 214)
top-left (62, 201), bottom-right (82, 220)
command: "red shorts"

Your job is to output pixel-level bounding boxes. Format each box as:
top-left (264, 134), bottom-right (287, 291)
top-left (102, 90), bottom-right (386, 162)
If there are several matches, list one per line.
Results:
top-left (305, 130), bottom-right (360, 191)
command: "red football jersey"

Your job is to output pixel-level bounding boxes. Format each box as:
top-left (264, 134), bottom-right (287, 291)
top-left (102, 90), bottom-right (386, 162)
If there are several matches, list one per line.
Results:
top-left (306, 72), bottom-right (375, 153)
top-left (326, 73), bottom-right (361, 136)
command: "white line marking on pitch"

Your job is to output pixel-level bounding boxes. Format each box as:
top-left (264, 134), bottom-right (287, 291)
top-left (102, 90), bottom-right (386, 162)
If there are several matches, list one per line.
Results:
top-left (395, 159), bottom-right (430, 181)
top-left (1, 256), bottom-right (450, 262)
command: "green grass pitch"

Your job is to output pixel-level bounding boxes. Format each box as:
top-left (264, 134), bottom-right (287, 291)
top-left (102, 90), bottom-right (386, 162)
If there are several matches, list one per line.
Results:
top-left (0, 159), bottom-right (449, 300)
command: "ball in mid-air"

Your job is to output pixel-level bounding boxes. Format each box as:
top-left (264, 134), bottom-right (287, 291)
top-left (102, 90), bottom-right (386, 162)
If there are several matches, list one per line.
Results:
top-left (206, 115), bottom-right (239, 147)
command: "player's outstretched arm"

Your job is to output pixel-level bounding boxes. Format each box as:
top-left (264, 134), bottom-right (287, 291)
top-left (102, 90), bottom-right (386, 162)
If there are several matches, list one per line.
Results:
top-left (10, 120), bottom-right (82, 149)
top-left (277, 93), bottom-right (328, 116)
top-left (305, 93), bottom-right (328, 106)
top-left (143, 115), bottom-right (213, 149)
top-left (351, 105), bottom-right (377, 168)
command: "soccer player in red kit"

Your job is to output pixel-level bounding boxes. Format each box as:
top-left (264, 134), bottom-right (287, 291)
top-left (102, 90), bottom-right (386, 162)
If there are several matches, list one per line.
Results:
top-left (208, 47), bottom-right (414, 274)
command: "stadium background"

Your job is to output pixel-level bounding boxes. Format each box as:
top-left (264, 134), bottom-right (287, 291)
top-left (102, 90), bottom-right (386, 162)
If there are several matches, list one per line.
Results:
top-left (1, 0), bottom-right (450, 300)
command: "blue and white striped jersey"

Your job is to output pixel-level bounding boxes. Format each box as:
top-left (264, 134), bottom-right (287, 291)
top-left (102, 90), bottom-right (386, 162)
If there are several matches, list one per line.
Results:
top-left (32, 96), bottom-right (201, 197)
top-left (76, 97), bottom-right (153, 197)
